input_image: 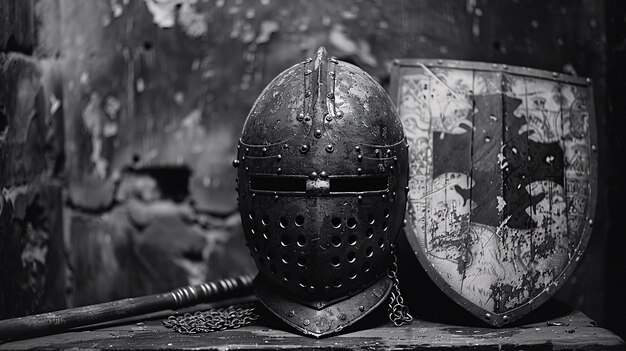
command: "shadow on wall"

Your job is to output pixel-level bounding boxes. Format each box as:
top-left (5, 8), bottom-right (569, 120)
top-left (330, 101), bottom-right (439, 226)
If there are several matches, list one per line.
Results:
top-left (67, 165), bottom-right (256, 306)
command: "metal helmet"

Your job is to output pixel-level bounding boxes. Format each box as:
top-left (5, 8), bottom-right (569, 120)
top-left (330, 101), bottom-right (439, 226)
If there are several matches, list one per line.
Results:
top-left (233, 47), bottom-right (409, 337)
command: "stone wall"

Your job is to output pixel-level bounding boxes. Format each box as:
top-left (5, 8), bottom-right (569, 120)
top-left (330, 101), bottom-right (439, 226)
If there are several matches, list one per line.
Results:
top-left (2, 0), bottom-right (622, 338)
top-left (0, 0), bottom-right (66, 317)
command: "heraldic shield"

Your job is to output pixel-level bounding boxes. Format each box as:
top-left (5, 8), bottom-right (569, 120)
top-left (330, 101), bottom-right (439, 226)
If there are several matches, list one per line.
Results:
top-left (389, 59), bottom-right (597, 327)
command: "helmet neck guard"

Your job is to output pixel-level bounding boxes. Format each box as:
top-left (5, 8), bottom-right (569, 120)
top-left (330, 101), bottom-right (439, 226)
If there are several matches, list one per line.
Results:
top-left (234, 47), bottom-right (409, 337)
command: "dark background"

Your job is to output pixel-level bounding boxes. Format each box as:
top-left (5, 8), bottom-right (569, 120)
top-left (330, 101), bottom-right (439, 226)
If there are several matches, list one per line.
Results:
top-left (1, 0), bottom-right (624, 340)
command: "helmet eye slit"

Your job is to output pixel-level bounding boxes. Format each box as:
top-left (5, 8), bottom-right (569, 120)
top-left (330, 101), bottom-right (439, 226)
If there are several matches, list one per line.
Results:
top-left (249, 175), bottom-right (307, 192)
top-left (237, 47), bottom-right (410, 337)
top-left (249, 175), bottom-right (389, 194)
top-left (329, 176), bottom-right (388, 193)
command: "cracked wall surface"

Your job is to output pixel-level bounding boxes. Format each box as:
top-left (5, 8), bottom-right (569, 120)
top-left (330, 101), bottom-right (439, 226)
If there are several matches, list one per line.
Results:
top-left (66, 167), bottom-right (255, 306)
top-left (1, 0), bottom-right (66, 318)
top-left (1, 0), bottom-right (620, 337)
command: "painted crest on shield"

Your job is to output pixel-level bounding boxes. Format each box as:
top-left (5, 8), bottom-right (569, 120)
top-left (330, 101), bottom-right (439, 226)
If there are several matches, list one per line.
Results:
top-left (390, 60), bottom-right (596, 326)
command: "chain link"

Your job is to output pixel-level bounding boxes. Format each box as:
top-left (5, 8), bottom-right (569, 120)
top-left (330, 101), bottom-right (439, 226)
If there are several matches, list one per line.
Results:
top-left (163, 303), bottom-right (259, 334)
top-left (165, 255), bottom-right (412, 334)
top-left (387, 252), bottom-right (413, 326)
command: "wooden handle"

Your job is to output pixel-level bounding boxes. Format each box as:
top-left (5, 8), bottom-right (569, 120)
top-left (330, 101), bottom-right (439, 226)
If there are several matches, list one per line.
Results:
top-left (0, 274), bottom-right (255, 340)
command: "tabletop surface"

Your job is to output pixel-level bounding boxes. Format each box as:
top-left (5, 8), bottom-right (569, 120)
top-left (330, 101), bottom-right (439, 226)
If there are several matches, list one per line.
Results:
top-left (1, 301), bottom-right (624, 350)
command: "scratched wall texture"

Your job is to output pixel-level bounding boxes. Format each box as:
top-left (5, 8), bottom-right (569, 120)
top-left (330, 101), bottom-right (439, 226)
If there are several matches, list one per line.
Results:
top-left (1, 0), bottom-right (624, 339)
top-left (0, 0), bottom-right (66, 318)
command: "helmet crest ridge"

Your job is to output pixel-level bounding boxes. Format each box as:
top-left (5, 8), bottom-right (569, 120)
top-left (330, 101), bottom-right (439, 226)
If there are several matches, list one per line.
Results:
top-left (235, 47), bottom-right (409, 337)
top-left (309, 46), bottom-right (330, 124)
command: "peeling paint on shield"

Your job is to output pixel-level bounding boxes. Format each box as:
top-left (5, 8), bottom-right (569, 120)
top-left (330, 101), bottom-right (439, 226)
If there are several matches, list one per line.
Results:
top-left (391, 59), bottom-right (596, 327)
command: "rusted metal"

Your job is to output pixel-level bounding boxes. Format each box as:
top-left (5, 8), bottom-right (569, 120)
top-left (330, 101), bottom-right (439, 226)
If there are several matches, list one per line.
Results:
top-left (389, 59), bottom-right (597, 327)
top-left (235, 47), bottom-right (409, 337)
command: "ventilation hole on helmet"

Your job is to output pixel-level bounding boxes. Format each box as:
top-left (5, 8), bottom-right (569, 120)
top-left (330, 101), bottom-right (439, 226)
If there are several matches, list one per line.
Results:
top-left (365, 246), bottom-right (373, 257)
top-left (266, 250), bottom-right (274, 261)
top-left (332, 278), bottom-right (342, 288)
top-left (366, 228), bottom-right (374, 238)
top-left (299, 277), bottom-right (308, 288)
top-left (270, 264), bottom-right (277, 274)
top-left (347, 235), bottom-right (357, 245)
top-left (378, 237), bottom-right (385, 248)
top-left (253, 244), bottom-right (260, 252)
top-left (279, 217), bottom-right (288, 228)
top-left (347, 251), bottom-right (356, 263)
top-left (362, 261), bottom-right (371, 272)
top-left (384, 208), bottom-right (390, 218)
top-left (283, 272), bottom-right (291, 282)
top-left (297, 235), bottom-right (307, 246)
top-left (331, 256), bottom-right (341, 267)
top-left (368, 213), bottom-right (375, 224)
top-left (348, 269), bottom-right (357, 279)
top-left (295, 215), bottom-right (305, 226)
top-left (263, 229), bottom-right (271, 239)
top-left (382, 220), bottom-right (388, 232)
top-left (281, 253), bottom-right (290, 264)
top-left (250, 228), bottom-right (256, 236)
top-left (331, 217), bottom-right (342, 228)
top-left (249, 211), bottom-right (256, 220)
top-left (297, 256), bottom-right (307, 267)
top-left (331, 235), bottom-right (341, 247)
top-left (347, 217), bottom-right (357, 229)
top-left (261, 215), bottom-right (270, 226)
top-left (280, 235), bottom-right (290, 246)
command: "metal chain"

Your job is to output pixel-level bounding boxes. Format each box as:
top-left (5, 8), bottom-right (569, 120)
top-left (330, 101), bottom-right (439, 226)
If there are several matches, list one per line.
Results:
top-left (163, 303), bottom-right (259, 334)
top-left (164, 254), bottom-right (412, 333)
top-left (387, 251), bottom-right (413, 326)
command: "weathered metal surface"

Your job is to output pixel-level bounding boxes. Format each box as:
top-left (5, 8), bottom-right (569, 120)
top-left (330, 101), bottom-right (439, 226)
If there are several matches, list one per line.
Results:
top-left (0, 303), bottom-right (623, 350)
top-left (390, 59), bottom-right (597, 327)
top-left (255, 274), bottom-right (392, 338)
top-left (235, 47), bottom-right (408, 337)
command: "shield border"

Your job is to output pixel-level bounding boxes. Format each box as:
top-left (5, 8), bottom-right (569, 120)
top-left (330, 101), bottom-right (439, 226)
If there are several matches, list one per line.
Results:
top-left (389, 59), bottom-right (598, 327)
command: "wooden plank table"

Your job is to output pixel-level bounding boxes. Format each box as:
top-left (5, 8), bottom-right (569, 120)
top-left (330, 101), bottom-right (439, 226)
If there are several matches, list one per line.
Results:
top-left (1, 300), bottom-right (623, 350)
